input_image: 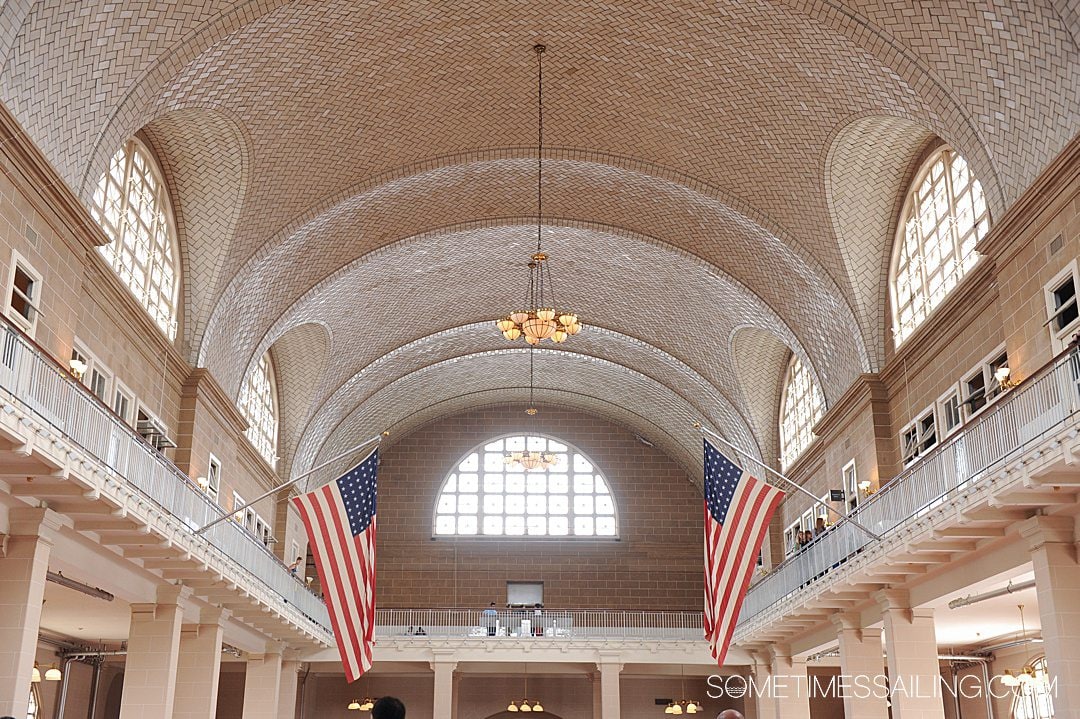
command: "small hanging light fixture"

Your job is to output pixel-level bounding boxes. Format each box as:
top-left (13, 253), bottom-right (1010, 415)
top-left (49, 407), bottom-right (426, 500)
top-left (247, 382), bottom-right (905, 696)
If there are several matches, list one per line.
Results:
top-left (507, 664), bottom-right (545, 713)
top-left (496, 45), bottom-right (582, 346)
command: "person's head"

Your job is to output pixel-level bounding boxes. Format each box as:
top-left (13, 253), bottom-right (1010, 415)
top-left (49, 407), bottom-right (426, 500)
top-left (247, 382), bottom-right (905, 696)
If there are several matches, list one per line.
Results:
top-left (371, 697), bottom-right (406, 719)
top-left (816, 517), bottom-right (826, 528)
top-left (796, 530), bottom-right (805, 541)
top-left (296, 556), bottom-right (303, 562)
top-left (490, 602), bottom-right (496, 607)
top-left (716, 711), bottom-right (744, 719)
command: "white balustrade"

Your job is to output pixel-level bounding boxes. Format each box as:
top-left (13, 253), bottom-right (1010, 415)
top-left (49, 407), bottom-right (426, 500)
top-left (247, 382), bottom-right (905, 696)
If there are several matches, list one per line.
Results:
top-left (373, 608), bottom-right (703, 640)
top-left (0, 321), bottom-right (331, 632)
top-left (738, 349), bottom-right (1080, 625)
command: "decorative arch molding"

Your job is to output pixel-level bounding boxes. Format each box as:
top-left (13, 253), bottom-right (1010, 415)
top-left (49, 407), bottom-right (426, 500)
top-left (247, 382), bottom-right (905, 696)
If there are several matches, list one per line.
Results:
top-left (140, 105), bottom-right (252, 361)
top-left (300, 350), bottom-right (758, 485)
top-left (288, 325), bottom-right (762, 480)
top-left (202, 213), bottom-right (865, 408)
top-left (265, 322), bottom-right (331, 480)
top-left (57, 0), bottom-right (1032, 213)
top-left (195, 153), bottom-right (867, 379)
top-left (824, 113), bottom-right (939, 368)
top-left (729, 326), bottom-right (799, 469)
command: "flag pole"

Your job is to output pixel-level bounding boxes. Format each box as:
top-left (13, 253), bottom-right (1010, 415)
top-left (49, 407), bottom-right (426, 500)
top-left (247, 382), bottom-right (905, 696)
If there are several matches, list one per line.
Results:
top-left (693, 422), bottom-right (882, 541)
top-left (194, 431), bottom-right (389, 535)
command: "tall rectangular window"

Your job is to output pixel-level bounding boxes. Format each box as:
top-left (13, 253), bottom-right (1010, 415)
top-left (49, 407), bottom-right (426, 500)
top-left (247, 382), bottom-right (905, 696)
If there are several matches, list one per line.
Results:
top-left (7, 253), bottom-right (42, 336)
top-left (1046, 261), bottom-right (1080, 353)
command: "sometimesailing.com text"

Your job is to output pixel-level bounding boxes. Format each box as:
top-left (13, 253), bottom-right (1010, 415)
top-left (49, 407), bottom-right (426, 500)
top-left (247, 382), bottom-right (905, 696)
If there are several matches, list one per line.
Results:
top-left (705, 674), bottom-right (1057, 700)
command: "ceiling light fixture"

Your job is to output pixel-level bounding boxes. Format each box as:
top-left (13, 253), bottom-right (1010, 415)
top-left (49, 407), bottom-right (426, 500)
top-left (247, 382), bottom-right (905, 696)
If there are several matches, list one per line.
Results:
top-left (504, 348), bottom-right (557, 469)
top-left (496, 44), bottom-right (582, 346)
top-left (1000, 605), bottom-right (1047, 689)
top-left (507, 663), bottom-right (545, 712)
top-left (663, 667), bottom-right (702, 714)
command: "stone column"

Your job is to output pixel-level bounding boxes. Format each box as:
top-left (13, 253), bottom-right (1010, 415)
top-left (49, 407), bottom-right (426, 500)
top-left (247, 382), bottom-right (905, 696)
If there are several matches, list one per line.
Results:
top-left (119, 584), bottom-right (188, 719)
top-left (174, 608), bottom-right (229, 719)
top-left (590, 671), bottom-right (602, 719)
top-left (597, 655), bottom-right (623, 719)
top-left (877, 589), bottom-right (946, 719)
top-left (0, 508), bottom-right (65, 719)
top-left (833, 613), bottom-right (890, 719)
top-left (278, 659), bottom-right (302, 719)
top-left (748, 650), bottom-right (778, 719)
top-left (431, 656), bottom-right (457, 719)
top-left (450, 673), bottom-right (462, 719)
top-left (242, 648), bottom-right (284, 719)
top-left (770, 645), bottom-right (811, 719)
top-left (1021, 515), bottom-right (1080, 719)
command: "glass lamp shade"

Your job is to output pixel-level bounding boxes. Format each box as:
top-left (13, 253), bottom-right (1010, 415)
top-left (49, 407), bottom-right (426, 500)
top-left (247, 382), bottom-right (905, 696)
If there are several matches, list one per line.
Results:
top-left (685, 703), bottom-right (698, 714)
top-left (537, 308), bottom-right (556, 322)
top-left (507, 702), bottom-right (519, 712)
top-left (503, 327), bottom-right (522, 341)
top-left (510, 310), bottom-right (530, 324)
top-left (45, 665), bottom-right (62, 681)
top-left (496, 318), bottom-right (516, 333)
top-left (1000, 671), bottom-right (1021, 687)
top-left (551, 329), bottom-right (567, 343)
top-left (523, 317), bottom-right (555, 340)
top-left (564, 321), bottom-right (582, 335)
top-left (558, 313), bottom-right (577, 326)
top-left (670, 705), bottom-right (683, 715)
top-left (524, 335), bottom-right (541, 346)
top-left (520, 703), bottom-right (533, 712)
top-left (347, 700), bottom-right (361, 710)
top-left (533, 701), bottom-right (544, 712)
top-left (31, 666), bottom-right (41, 683)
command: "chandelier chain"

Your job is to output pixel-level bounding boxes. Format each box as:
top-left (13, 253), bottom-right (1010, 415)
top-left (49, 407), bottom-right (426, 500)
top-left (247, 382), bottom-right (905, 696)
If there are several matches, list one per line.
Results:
top-left (536, 44), bottom-right (544, 253)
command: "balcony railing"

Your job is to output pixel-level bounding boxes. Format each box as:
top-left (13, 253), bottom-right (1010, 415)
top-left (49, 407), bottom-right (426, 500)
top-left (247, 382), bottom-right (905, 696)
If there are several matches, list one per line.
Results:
top-left (374, 608), bottom-right (704, 641)
top-left (738, 348), bottom-right (1080, 627)
top-left (0, 318), bottom-right (331, 633)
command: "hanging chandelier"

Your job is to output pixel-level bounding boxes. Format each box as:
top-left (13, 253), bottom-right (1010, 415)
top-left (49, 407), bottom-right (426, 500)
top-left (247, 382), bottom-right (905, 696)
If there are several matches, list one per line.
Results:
top-left (496, 44), bottom-right (582, 346)
top-left (1000, 604), bottom-right (1048, 689)
top-left (346, 698), bottom-right (375, 711)
top-left (507, 665), bottom-right (545, 712)
top-left (505, 347), bottom-right (558, 469)
top-left (663, 668), bottom-right (703, 714)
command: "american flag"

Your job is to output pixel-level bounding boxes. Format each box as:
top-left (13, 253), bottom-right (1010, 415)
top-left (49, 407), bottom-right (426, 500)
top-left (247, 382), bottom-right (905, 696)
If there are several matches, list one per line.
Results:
top-left (703, 439), bottom-right (784, 666)
top-left (292, 450), bottom-right (378, 681)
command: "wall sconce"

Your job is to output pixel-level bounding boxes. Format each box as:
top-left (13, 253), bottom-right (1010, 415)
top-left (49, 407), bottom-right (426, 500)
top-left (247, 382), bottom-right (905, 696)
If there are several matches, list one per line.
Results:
top-left (68, 357), bottom-right (87, 379)
top-left (995, 366), bottom-right (1019, 391)
top-left (31, 664), bottom-right (41, 683)
top-left (858, 480), bottom-right (876, 497)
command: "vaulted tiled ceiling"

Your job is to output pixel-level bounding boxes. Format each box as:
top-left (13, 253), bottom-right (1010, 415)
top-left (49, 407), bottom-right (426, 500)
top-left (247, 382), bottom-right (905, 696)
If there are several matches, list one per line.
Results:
top-left (2, 1), bottom-right (1077, 475)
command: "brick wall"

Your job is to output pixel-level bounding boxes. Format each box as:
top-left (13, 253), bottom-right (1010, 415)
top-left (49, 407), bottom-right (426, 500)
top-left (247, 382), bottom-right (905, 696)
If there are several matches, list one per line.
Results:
top-left (375, 405), bottom-right (703, 610)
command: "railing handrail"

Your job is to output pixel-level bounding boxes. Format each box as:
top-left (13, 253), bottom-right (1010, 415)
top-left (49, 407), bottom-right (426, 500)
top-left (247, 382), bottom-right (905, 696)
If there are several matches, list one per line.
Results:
top-left (0, 314), bottom-right (328, 631)
top-left (740, 345), bottom-right (1080, 626)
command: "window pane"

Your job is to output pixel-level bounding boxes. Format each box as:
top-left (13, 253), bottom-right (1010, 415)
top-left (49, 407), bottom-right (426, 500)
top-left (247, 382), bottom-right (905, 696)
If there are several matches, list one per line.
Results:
top-left (432, 435), bottom-right (618, 537)
top-left (892, 148), bottom-right (989, 345)
top-left (91, 140), bottom-right (179, 339)
top-left (780, 355), bottom-right (825, 469)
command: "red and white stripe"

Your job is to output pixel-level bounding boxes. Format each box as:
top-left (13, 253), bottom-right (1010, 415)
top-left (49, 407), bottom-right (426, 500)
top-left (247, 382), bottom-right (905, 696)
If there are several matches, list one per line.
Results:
top-left (293, 483), bottom-right (376, 681)
top-left (704, 475), bottom-right (784, 666)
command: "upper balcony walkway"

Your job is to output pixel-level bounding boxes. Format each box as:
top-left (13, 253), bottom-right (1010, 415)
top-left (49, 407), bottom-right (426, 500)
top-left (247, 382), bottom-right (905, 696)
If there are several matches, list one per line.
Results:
top-left (0, 316), bottom-right (332, 647)
top-left (736, 345), bottom-right (1080, 646)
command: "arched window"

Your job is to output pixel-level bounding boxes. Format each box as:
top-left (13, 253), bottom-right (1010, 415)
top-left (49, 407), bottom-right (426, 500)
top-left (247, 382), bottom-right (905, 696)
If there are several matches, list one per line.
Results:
top-left (91, 138), bottom-right (180, 340)
top-left (1012, 657), bottom-right (1054, 719)
top-left (238, 353), bottom-right (278, 468)
top-left (779, 355), bottom-right (824, 469)
top-left (891, 147), bottom-right (990, 345)
top-left (434, 435), bottom-right (618, 537)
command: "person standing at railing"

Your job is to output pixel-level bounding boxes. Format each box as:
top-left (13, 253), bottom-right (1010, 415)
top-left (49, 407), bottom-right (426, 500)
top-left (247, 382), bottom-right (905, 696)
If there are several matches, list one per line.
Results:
top-left (483, 602), bottom-right (498, 636)
top-left (814, 517), bottom-right (827, 539)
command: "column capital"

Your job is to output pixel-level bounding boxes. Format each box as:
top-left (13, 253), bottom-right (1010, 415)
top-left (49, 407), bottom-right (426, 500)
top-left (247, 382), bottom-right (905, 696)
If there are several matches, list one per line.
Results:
top-left (7, 506), bottom-right (68, 542)
top-left (429, 655), bottom-right (458, 672)
top-left (156, 583), bottom-right (193, 606)
top-left (596, 653), bottom-right (623, 672)
top-left (874, 588), bottom-right (911, 612)
top-left (831, 612), bottom-right (861, 632)
top-left (749, 649), bottom-right (773, 672)
top-left (769, 643), bottom-right (794, 663)
top-left (1019, 515), bottom-right (1077, 551)
top-left (198, 606), bottom-right (231, 627)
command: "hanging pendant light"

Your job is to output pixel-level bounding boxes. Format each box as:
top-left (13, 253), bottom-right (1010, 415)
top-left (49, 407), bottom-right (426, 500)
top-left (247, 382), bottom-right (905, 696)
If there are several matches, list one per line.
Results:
top-left (506, 664), bottom-right (545, 713)
top-left (496, 45), bottom-right (582, 345)
top-left (44, 663), bottom-right (62, 681)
